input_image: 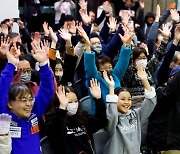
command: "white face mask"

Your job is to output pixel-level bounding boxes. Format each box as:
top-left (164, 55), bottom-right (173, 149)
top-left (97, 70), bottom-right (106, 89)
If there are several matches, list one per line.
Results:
top-left (20, 72), bottom-right (31, 82)
top-left (136, 59), bottom-right (147, 69)
top-left (67, 102), bottom-right (79, 116)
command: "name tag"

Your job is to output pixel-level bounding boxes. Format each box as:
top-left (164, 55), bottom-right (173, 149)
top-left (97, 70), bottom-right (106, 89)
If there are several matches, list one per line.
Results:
top-left (10, 126), bottom-right (21, 138)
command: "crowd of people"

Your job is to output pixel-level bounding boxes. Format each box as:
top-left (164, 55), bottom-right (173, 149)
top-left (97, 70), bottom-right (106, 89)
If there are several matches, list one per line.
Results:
top-left (0, 0), bottom-right (180, 154)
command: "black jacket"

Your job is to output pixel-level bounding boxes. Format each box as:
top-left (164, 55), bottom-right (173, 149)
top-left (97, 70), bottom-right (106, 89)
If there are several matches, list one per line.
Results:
top-left (45, 98), bottom-right (107, 154)
top-left (147, 71), bottom-right (180, 151)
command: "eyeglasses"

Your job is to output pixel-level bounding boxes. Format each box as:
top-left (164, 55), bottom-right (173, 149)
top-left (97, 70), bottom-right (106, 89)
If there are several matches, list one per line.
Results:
top-left (15, 98), bottom-right (35, 104)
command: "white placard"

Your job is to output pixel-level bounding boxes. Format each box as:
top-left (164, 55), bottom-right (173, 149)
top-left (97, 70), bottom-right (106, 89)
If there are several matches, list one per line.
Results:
top-left (0, 0), bottom-right (19, 23)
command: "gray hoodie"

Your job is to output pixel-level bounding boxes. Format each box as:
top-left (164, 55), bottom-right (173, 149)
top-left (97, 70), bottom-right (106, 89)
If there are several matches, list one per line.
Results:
top-left (104, 87), bottom-right (156, 154)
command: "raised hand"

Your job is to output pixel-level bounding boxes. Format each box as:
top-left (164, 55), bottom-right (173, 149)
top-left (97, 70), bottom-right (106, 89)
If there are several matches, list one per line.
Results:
top-left (103, 1), bottom-right (111, 13)
top-left (119, 25), bottom-right (134, 46)
top-left (31, 40), bottom-right (49, 63)
top-left (58, 28), bottom-right (72, 41)
top-left (155, 4), bottom-right (160, 22)
top-left (137, 64), bottom-right (151, 91)
top-left (158, 23), bottom-right (172, 38)
top-left (78, 0), bottom-right (87, 10)
top-left (0, 36), bottom-right (10, 56)
top-left (121, 11), bottom-right (131, 26)
top-left (137, 64), bottom-right (147, 81)
top-left (77, 25), bottom-right (90, 46)
top-left (89, 78), bottom-right (101, 99)
top-left (6, 43), bottom-right (20, 67)
top-left (42, 22), bottom-right (50, 36)
top-left (170, 9), bottom-right (180, 23)
top-left (79, 9), bottom-right (91, 25)
top-left (56, 85), bottom-right (68, 110)
top-left (107, 17), bottom-right (117, 31)
top-left (103, 71), bottom-right (114, 88)
top-left (139, 0), bottom-right (145, 9)
top-left (49, 26), bottom-right (58, 44)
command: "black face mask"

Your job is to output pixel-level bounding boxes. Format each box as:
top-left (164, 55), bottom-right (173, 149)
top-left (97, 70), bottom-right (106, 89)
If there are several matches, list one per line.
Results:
top-left (99, 70), bottom-right (112, 78)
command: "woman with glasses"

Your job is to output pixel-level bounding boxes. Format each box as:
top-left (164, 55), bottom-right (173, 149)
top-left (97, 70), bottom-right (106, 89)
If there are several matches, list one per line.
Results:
top-left (0, 39), bottom-right (54, 154)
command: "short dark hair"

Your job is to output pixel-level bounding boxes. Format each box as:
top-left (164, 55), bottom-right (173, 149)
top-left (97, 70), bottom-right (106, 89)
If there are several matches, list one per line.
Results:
top-left (65, 15), bottom-right (74, 22)
top-left (96, 55), bottom-right (113, 70)
top-left (9, 82), bottom-right (32, 101)
top-left (132, 47), bottom-right (147, 61)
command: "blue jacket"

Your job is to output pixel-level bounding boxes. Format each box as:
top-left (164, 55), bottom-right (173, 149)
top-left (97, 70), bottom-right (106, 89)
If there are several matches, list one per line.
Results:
top-left (0, 63), bottom-right (54, 154)
top-left (84, 45), bottom-right (131, 110)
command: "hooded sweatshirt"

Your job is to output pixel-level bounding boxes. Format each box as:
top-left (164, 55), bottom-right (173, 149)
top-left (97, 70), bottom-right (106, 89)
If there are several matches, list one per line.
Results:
top-left (104, 87), bottom-right (156, 154)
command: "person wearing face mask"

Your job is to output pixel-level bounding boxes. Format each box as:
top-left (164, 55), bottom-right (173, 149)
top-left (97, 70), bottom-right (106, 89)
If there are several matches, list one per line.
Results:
top-left (45, 79), bottom-right (107, 154)
top-left (122, 47), bottom-right (154, 109)
top-left (12, 59), bottom-right (40, 96)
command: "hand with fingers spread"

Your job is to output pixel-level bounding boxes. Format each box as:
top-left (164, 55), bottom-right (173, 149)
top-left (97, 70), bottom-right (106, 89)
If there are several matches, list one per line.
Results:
top-left (103, 71), bottom-right (115, 95)
top-left (155, 4), bottom-right (160, 22)
top-left (58, 28), bottom-right (72, 42)
top-left (107, 17), bottom-right (117, 32)
top-left (158, 23), bottom-right (172, 39)
top-left (79, 10), bottom-right (91, 25)
top-left (89, 78), bottom-right (101, 99)
top-left (6, 44), bottom-right (20, 67)
top-left (0, 36), bottom-right (11, 56)
top-left (119, 25), bottom-right (134, 46)
top-left (31, 40), bottom-right (49, 63)
top-left (170, 9), bottom-right (180, 23)
top-left (56, 85), bottom-right (69, 110)
top-left (42, 22), bottom-right (50, 36)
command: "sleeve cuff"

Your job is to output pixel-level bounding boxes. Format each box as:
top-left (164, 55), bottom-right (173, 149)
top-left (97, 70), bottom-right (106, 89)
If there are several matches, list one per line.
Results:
top-left (106, 94), bottom-right (118, 103)
top-left (144, 86), bottom-right (156, 99)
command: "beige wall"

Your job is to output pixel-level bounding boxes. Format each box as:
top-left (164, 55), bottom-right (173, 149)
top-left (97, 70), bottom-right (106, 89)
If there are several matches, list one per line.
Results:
top-left (144, 0), bottom-right (174, 14)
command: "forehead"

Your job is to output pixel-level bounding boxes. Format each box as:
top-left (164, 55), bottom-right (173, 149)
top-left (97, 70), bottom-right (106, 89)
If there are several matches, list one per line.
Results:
top-left (118, 91), bottom-right (131, 98)
top-left (89, 11), bottom-right (95, 16)
top-left (90, 37), bottom-right (100, 43)
top-left (55, 63), bottom-right (62, 69)
top-left (66, 92), bottom-right (77, 102)
top-left (100, 62), bottom-right (112, 67)
top-left (18, 60), bottom-right (30, 69)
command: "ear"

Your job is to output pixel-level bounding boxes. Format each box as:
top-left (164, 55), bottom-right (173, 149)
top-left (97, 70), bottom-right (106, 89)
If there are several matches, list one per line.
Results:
top-left (8, 101), bottom-right (13, 109)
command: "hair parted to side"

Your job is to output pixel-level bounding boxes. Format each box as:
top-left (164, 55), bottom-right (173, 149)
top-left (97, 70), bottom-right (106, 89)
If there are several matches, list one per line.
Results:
top-left (8, 82), bottom-right (32, 101)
